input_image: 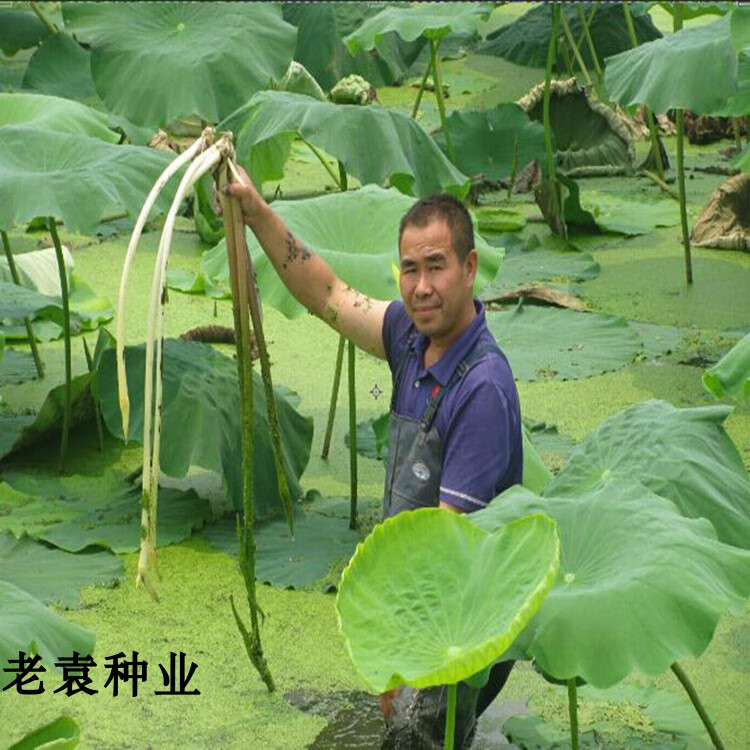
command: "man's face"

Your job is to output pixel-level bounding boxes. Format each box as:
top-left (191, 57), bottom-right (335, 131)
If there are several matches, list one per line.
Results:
top-left (398, 219), bottom-right (477, 345)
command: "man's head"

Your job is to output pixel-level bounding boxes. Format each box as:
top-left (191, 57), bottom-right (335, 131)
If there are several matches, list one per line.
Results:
top-left (397, 195), bottom-right (478, 349)
top-left (398, 194), bottom-right (474, 263)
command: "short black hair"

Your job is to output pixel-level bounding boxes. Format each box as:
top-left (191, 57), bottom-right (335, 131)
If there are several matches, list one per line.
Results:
top-left (398, 194), bottom-right (475, 263)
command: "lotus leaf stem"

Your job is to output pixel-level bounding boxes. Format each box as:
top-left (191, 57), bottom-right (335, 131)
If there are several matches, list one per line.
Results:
top-left (29, 1), bottom-right (58, 34)
top-left (560, 9), bottom-right (592, 87)
top-left (301, 137), bottom-right (342, 190)
top-left (672, 6), bottom-right (692, 285)
top-left (337, 160), bottom-right (348, 192)
top-left (567, 678), bottom-right (579, 750)
top-left (1, 230), bottom-right (44, 378)
top-left (411, 56), bottom-right (434, 119)
top-left (671, 662), bottom-right (725, 750)
top-left (348, 339), bottom-right (358, 529)
top-left (577, 5), bottom-right (602, 81)
top-left (622, 3), bottom-right (665, 179)
top-left (430, 39), bottom-right (454, 164)
top-left (543, 6), bottom-right (559, 183)
top-left (444, 683), bottom-right (457, 750)
top-left (321, 335), bottom-right (346, 460)
top-left (117, 132), bottom-right (211, 442)
top-left (220, 163), bottom-right (275, 692)
top-left (82, 337), bottom-right (104, 452)
top-left (228, 158), bottom-right (294, 534)
top-left (48, 217), bottom-right (71, 472)
top-left (638, 169), bottom-right (679, 201)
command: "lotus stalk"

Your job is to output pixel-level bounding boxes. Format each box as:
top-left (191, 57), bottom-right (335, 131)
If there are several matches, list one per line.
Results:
top-left (321, 334), bottom-right (346, 459)
top-left (301, 137), bottom-right (342, 190)
top-left (559, 10), bottom-right (592, 86)
top-left (430, 39), bottom-right (454, 164)
top-left (47, 217), bottom-right (71, 472)
top-left (671, 663), bottom-right (725, 750)
top-left (116, 130), bottom-right (213, 442)
top-left (567, 678), bottom-right (579, 750)
top-left (1, 230), bottom-right (44, 378)
top-left (411, 56), bottom-right (434, 119)
top-left (82, 337), bottom-right (104, 452)
top-left (576, 4), bottom-right (602, 82)
top-left (444, 682), bottom-right (458, 750)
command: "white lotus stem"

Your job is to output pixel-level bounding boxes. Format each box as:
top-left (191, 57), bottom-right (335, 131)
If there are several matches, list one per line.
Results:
top-left (136, 139), bottom-right (227, 596)
top-left (116, 128), bottom-right (214, 442)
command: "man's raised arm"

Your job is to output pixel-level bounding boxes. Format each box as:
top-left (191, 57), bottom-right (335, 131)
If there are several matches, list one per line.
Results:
top-left (223, 166), bottom-right (389, 360)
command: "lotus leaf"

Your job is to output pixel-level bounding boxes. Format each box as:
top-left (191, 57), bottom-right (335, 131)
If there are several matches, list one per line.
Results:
top-left (0, 531), bottom-right (123, 608)
top-left (0, 470), bottom-right (211, 554)
top-left (605, 13), bottom-right (739, 114)
top-left (474, 207), bottom-right (527, 234)
top-left (97, 339), bottom-right (312, 521)
top-left (347, 411), bottom-right (391, 462)
top-left (434, 104), bottom-right (547, 182)
top-left (730, 5), bottom-right (750, 50)
top-left (0, 245), bottom-right (74, 297)
top-left (62, 2), bottom-right (296, 127)
top-left (0, 126), bottom-right (174, 234)
top-left (577, 190), bottom-right (681, 235)
top-left (519, 80), bottom-right (634, 177)
top-left (479, 3), bottom-right (661, 68)
top-left (659, 3), bottom-right (731, 21)
top-left (0, 92), bottom-right (117, 142)
top-left (703, 331), bottom-right (750, 404)
top-left (222, 91), bottom-right (470, 198)
top-left (8, 715), bottom-right (81, 750)
top-left (336, 510), bottom-right (558, 693)
top-left (0, 280), bottom-right (71, 326)
top-left (343, 4), bottom-right (491, 51)
top-left (627, 321), bottom-right (688, 359)
top-left (486, 305), bottom-right (641, 381)
top-left (0, 10), bottom-right (51, 56)
top-left (547, 400), bottom-right (750, 549)
top-left (283, 3), bottom-right (426, 91)
top-left (0, 350), bottom-right (37, 387)
top-left (21, 31), bottom-right (99, 104)
top-left (0, 581), bottom-right (95, 689)
top-left (200, 505), bottom-right (364, 590)
top-left (170, 186), bottom-right (501, 319)
top-left (471, 481), bottom-right (750, 687)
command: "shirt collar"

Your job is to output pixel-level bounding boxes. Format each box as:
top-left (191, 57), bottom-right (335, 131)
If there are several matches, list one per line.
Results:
top-left (410, 300), bottom-right (486, 386)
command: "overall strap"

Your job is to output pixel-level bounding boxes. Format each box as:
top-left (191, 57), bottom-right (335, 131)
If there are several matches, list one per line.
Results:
top-left (390, 330), bottom-right (418, 411)
top-left (419, 342), bottom-right (502, 436)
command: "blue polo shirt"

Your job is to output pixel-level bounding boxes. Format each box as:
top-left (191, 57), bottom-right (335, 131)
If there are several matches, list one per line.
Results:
top-left (382, 299), bottom-right (523, 512)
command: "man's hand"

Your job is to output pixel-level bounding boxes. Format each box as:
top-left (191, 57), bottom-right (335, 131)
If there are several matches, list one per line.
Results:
top-left (218, 164), bottom-right (268, 227)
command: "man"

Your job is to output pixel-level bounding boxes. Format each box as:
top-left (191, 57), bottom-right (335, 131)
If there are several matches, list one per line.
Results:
top-left (223, 169), bottom-right (522, 748)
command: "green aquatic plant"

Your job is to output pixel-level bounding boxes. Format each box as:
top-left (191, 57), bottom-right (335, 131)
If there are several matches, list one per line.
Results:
top-left (336, 509), bottom-right (559, 750)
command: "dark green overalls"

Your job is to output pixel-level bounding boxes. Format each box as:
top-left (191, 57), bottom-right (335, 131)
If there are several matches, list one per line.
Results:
top-left (381, 332), bottom-right (514, 749)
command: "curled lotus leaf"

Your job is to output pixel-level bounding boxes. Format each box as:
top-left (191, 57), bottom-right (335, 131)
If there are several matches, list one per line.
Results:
top-left (471, 481), bottom-right (750, 687)
top-left (336, 509), bottom-right (559, 693)
top-left (703, 332), bottom-right (750, 404)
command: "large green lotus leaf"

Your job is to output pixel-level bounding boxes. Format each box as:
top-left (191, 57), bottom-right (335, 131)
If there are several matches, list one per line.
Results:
top-left (97, 339), bottom-right (312, 521)
top-left (548, 400), bottom-right (750, 549)
top-left (0, 92), bottom-right (118, 142)
top-left (479, 3), bottom-right (661, 68)
top-left (21, 31), bottom-right (99, 103)
top-left (604, 14), bottom-right (738, 114)
top-left (8, 715), bottom-right (81, 750)
top-left (63, 2), bottom-right (296, 128)
top-left (0, 126), bottom-right (174, 234)
top-left (486, 305), bottom-right (641, 381)
top-left (336, 510), bottom-right (559, 693)
top-left (200, 504), bottom-right (364, 590)
top-left (434, 104), bottom-right (547, 182)
top-left (0, 10), bottom-right (51, 56)
top-left (0, 279), bottom-right (70, 326)
top-left (344, 3), bottom-right (490, 50)
top-left (472, 481), bottom-right (750, 687)
top-left (171, 186), bottom-right (501, 319)
top-left (659, 3), bottom-right (731, 21)
top-left (0, 581), bottom-right (95, 689)
top-left (0, 470), bottom-right (211, 554)
top-left (0, 245), bottom-right (73, 297)
top-left (578, 190), bottom-right (681, 235)
top-left (480, 239), bottom-right (599, 296)
top-left (730, 5), bottom-right (750, 50)
top-left (0, 531), bottom-right (123, 609)
top-left (703, 331), bottom-right (750, 404)
top-left (283, 3), bottom-right (426, 91)
top-left (222, 91), bottom-right (470, 198)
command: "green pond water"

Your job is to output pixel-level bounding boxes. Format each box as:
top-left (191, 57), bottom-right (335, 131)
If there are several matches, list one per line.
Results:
top-left (2, 10), bottom-right (750, 748)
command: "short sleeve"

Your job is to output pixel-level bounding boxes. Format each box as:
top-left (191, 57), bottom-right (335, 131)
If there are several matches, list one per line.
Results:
top-left (438, 367), bottom-right (521, 512)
